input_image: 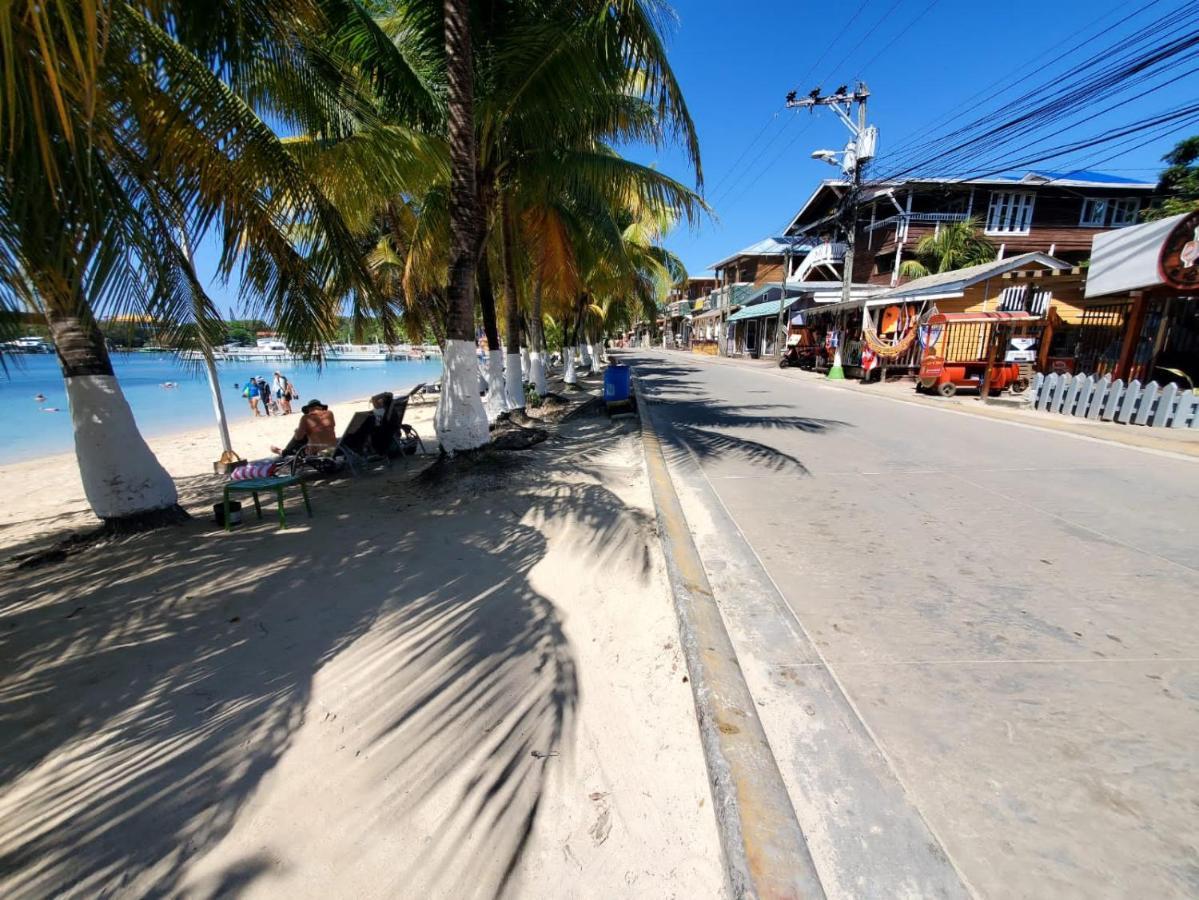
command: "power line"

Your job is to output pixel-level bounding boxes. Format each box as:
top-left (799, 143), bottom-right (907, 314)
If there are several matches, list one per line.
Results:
top-left (872, 16), bottom-right (1199, 183)
top-left (704, 106), bottom-right (786, 198)
top-left (721, 120), bottom-right (816, 212)
top-left (876, 0), bottom-right (1188, 171)
top-left (879, 4), bottom-right (1199, 177)
top-left (854, 0), bottom-right (942, 78)
top-left (792, 0), bottom-right (871, 93)
top-left (815, 0), bottom-right (907, 88)
top-left (710, 112), bottom-right (800, 207)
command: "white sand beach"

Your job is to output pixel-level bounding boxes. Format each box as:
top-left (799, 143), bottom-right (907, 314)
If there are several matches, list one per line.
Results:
top-left (0, 393), bottom-right (437, 551)
top-left (0, 381), bottom-right (724, 898)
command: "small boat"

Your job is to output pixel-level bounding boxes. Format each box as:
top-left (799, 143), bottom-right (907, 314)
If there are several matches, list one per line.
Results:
top-left (3, 336), bottom-right (53, 354)
top-left (326, 343), bottom-right (391, 362)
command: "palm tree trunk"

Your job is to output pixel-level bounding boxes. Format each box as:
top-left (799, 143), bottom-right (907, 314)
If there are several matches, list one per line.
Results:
top-left (563, 293), bottom-right (586, 386)
top-left (477, 254), bottom-right (508, 420)
top-left (435, 0), bottom-right (489, 453)
top-left (529, 276), bottom-right (548, 396)
top-left (44, 301), bottom-right (183, 526)
top-left (500, 197), bottom-right (526, 410)
top-left (179, 230), bottom-right (236, 458)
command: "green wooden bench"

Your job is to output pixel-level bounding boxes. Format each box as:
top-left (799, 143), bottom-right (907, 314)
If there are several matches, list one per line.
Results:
top-left (223, 475), bottom-right (312, 531)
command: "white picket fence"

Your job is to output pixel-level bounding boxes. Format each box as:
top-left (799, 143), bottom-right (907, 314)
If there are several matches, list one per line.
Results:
top-left (1029, 372), bottom-right (1199, 429)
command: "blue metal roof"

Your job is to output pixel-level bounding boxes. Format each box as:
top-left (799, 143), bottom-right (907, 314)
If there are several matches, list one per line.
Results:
top-left (1027, 170), bottom-right (1147, 186)
top-left (708, 236), bottom-right (817, 270)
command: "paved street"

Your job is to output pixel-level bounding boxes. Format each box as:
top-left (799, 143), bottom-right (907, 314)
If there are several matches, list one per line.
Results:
top-left (625, 349), bottom-right (1199, 899)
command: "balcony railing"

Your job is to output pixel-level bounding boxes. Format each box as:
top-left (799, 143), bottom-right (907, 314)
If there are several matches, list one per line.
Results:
top-left (867, 211), bottom-right (971, 241)
top-left (795, 242), bottom-right (846, 281)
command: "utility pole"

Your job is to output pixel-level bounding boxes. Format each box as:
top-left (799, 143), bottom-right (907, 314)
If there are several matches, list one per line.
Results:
top-left (774, 241), bottom-right (792, 361)
top-left (786, 83), bottom-right (876, 379)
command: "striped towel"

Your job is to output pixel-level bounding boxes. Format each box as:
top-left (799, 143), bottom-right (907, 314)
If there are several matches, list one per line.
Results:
top-left (230, 461), bottom-right (280, 481)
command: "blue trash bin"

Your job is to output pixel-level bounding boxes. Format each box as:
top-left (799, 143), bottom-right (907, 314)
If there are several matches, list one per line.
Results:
top-left (604, 364), bottom-right (630, 403)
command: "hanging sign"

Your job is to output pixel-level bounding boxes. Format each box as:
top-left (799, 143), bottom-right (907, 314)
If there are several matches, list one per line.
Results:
top-left (1158, 209), bottom-right (1199, 290)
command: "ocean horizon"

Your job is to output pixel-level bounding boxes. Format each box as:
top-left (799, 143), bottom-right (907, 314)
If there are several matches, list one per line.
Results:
top-left (1, 352), bottom-right (445, 462)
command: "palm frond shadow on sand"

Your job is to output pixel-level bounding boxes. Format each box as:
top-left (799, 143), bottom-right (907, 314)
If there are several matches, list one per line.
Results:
top-left (0, 419), bottom-right (649, 899)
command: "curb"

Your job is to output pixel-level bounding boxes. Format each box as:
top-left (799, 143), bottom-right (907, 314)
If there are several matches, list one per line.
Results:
top-left (633, 374), bottom-right (826, 900)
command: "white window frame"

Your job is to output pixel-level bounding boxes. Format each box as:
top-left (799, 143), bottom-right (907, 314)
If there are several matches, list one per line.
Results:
top-left (1109, 197), bottom-right (1140, 226)
top-left (986, 191), bottom-right (1035, 235)
top-left (1079, 197), bottom-right (1109, 227)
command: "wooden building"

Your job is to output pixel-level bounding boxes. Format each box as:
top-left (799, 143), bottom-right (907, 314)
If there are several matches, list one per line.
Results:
top-left (801, 253), bottom-right (1073, 377)
top-left (785, 170), bottom-right (1157, 287)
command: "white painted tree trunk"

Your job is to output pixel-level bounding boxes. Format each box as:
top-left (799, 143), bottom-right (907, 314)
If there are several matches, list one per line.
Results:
top-left (530, 350), bottom-right (547, 396)
top-left (579, 342), bottom-right (592, 368)
top-left (563, 346), bottom-right (578, 385)
top-left (434, 339), bottom-right (491, 454)
top-left (485, 351), bottom-right (507, 421)
top-left (588, 342), bottom-right (603, 374)
top-left (520, 347), bottom-right (531, 381)
top-left (66, 374), bottom-right (179, 519)
top-left (201, 342), bottom-right (234, 455)
top-left (505, 351), bottom-right (525, 409)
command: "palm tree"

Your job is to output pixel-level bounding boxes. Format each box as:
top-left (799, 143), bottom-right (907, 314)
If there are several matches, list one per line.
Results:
top-left (0, 0), bottom-right (412, 525)
top-left (898, 217), bottom-right (996, 278)
top-left (434, 0), bottom-right (491, 452)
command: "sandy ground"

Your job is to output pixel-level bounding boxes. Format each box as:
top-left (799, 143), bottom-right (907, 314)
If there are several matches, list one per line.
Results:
top-left (0, 379), bottom-right (725, 898)
top-left (0, 391), bottom-right (439, 550)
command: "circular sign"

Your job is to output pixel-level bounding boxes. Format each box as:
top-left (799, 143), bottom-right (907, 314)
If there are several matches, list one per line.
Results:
top-left (1158, 209), bottom-right (1199, 291)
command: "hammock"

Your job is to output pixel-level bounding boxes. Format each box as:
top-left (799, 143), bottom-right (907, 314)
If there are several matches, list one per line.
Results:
top-left (861, 301), bottom-right (925, 358)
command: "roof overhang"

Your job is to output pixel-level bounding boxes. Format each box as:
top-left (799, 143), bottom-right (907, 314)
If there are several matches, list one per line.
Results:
top-left (708, 236), bottom-right (814, 271)
top-left (784, 180), bottom-right (848, 235)
top-left (877, 252), bottom-right (1070, 303)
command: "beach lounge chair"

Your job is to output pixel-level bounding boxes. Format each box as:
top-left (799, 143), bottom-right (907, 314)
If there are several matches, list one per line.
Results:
top-left (285, 412), bottom-right (376, 477)
top-left (382, 393), bottom-right (427, 457)
top-left (410, 381), bottom-right (440, 403)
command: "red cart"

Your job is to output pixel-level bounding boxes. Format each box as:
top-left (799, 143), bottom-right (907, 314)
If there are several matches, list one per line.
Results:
top-left (917, 311), bottom-right (1045, 398)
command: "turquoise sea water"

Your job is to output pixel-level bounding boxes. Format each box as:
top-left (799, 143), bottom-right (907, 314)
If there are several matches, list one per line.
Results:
top-left (0, 353), bottom-right (444, 461)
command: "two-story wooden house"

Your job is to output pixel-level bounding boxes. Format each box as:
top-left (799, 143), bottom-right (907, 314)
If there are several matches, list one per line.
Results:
top-left (663, 276), bottom-right (718, 348)
top-left (785, 170), bottom-right (1157, 287)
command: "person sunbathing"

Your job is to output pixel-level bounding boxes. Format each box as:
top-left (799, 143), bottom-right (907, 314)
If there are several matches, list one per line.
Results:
top-left (271, 399), bottom-right (337, 457)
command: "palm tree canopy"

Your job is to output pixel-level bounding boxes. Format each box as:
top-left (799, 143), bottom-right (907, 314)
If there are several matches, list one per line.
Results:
top-left (0, 0), bottom-right (439, 355)
top-left (898, 217), bottom-right (996, 278)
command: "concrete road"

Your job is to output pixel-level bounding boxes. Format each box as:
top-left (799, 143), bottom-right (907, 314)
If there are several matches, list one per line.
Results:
top-left (624, 350), bottom-right (1199, 899)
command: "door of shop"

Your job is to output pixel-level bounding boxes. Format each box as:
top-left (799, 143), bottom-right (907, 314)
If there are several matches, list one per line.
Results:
top-left (746, 319), bottom-right (759, 357)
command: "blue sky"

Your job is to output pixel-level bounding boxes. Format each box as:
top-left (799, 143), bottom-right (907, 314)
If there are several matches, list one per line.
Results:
top-left (196, 0), bottom-right (1197, 315)
top-left (626, 0), bottom-right (1196, 276)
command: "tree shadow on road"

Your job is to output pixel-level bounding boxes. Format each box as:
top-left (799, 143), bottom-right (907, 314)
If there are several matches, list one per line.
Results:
top-left (622, 353), bottom-right (852, 474)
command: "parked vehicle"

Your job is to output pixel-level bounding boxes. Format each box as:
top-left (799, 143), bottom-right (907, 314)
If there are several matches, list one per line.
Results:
top-left (917, 357), bottom-right (1027, 397)
top-left (778, 332), bottom-right (817, 369)
top-left (916, 311), bottom-right (1041, 397)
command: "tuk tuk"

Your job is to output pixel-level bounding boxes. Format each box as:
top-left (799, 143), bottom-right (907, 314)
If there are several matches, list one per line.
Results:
top-left (917, 311), bottom-right (1045, 397)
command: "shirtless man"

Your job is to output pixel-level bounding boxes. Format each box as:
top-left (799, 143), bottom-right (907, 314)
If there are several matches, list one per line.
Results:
top-left (271, 399), bottom-right (337, 457)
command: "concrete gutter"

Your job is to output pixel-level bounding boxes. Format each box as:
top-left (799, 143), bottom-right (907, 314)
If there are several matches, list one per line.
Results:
top-left (634, 376), bottom-right (826, 900)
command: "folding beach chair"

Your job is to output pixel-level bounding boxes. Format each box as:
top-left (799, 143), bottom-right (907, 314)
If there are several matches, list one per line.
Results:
top-left (382, 393), bottom-right (427, 457)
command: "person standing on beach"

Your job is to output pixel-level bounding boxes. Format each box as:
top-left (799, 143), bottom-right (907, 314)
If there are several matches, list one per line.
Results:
top-left (244, 378), bottom-right (261, 416)
top-left (273, 371), bottom-right (294, 415)
top-left (257, 377), bottom-right (273, 416)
